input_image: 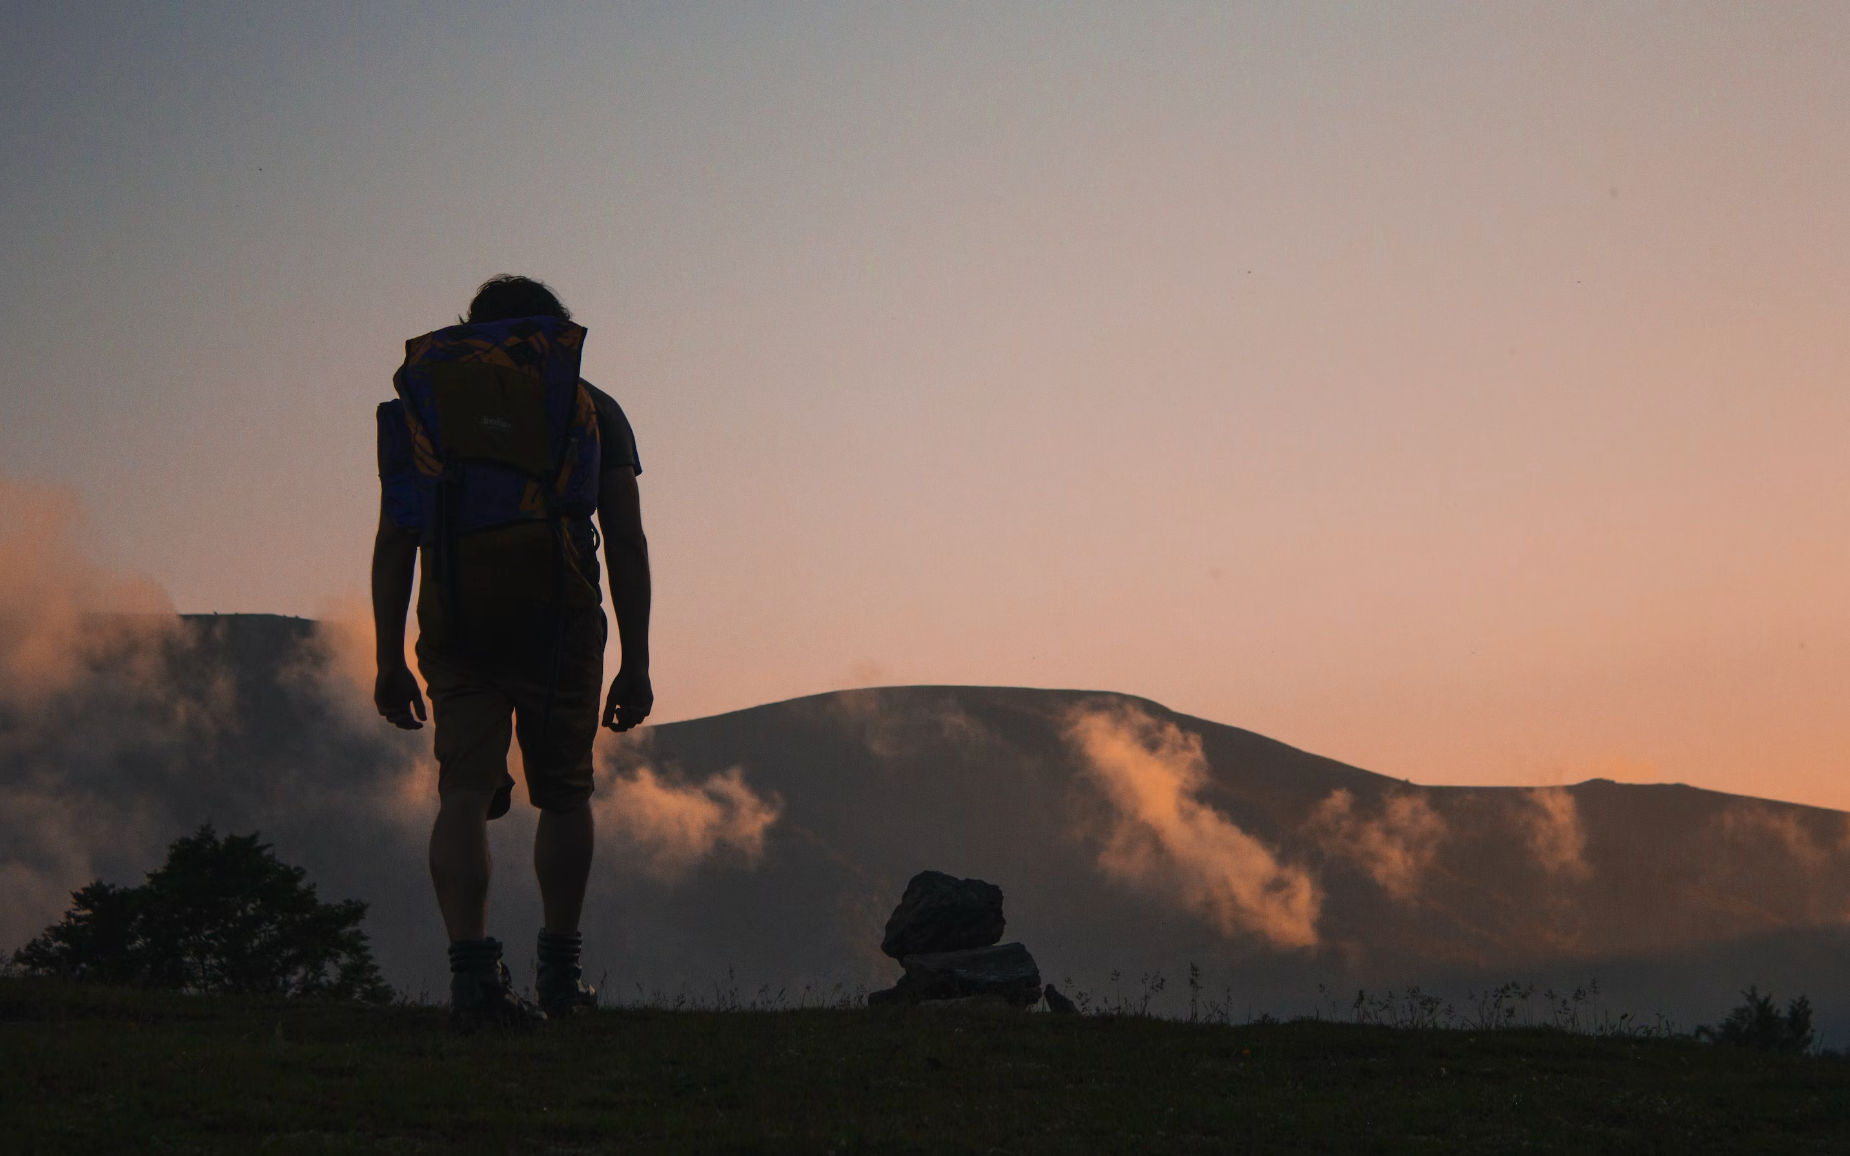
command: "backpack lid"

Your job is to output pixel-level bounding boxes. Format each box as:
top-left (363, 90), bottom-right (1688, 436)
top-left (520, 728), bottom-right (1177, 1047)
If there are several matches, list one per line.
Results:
top-left (390, 316), bottom-right (600, 535)
top-left (394, 315), bottom-right (588, 478)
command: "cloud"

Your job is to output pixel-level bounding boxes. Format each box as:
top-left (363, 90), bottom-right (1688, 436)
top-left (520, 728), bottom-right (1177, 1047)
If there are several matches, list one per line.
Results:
top-left (1064, 702), bottom-right (1320, 949)
top-left (1718, 802), bottom-right (1833, 871)
top-left (0, 481), bottom-right (441, 966)
top-left (1307, 788), bottom-right (1446, 901)
top-left (285, 593), bottom-right (436, 825)
top-left (0, 476), bottom-right (801, 996)
top-left (0, 477), bottom-right (175, 706)
top-left (823, 687), bottom-right (991, 759)
top-left (594, 762), bottom-right (782, 881)
top-left (1519, 788), bottom-right (1590, 879)
top-left (0, 478), bottom-right (203, 949)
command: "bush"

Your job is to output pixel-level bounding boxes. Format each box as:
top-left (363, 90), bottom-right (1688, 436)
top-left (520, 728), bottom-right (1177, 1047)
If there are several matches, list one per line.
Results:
top-left (1697, 987), bottom-right (1814, 1054)
top-left (13, 825), bottom-right (391, 1001)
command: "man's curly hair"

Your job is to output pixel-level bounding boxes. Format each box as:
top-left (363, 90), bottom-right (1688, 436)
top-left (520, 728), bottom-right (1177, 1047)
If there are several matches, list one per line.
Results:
top-left (464, 274), bottom-right (572, 324)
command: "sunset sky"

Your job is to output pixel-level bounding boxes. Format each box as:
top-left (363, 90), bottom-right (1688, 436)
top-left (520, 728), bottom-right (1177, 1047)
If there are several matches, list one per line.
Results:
top-left (3, 4), bottom-right (1846, 809)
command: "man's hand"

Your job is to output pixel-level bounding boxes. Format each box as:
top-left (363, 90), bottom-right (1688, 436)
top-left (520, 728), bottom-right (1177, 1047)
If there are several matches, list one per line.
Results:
top-left (375, 663), bottom-right (427, 730)
top-left (603, 665), bottom-right (653, 732)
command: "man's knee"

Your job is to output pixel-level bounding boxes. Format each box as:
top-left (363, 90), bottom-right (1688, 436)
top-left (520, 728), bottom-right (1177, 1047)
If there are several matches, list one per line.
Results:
top-left (437, 787), bottom-right (499, 821)
top-left (533, 788), bottom-right (593, 818)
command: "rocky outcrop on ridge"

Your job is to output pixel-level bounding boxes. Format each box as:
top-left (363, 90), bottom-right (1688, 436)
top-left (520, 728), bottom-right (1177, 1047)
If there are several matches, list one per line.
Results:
top-left (879, 870), bottom-right (1006, 959)
top-left (869, 870), bottom-right (1043, 1008)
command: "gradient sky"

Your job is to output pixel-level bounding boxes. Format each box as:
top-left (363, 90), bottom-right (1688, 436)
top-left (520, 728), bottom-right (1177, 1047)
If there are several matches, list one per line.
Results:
top-left (3, 3), bottom-right (1846, 808)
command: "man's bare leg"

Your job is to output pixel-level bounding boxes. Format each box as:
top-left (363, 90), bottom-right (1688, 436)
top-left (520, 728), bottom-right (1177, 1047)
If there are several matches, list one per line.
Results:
top-left (534, 801), bottom-right (595, 935)
top-left (429, 788), bottom-right (495, 942)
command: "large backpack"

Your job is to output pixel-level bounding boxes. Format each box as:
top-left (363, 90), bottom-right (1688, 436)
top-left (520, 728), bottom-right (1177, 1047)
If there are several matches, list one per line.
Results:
top-left (378, 316), bottom-right (602, 662)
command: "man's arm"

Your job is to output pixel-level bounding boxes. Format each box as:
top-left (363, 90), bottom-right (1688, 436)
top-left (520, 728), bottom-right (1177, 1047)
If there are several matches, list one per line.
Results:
top-left (371, 507), bottom-right (426, 730)
top-left (598, 466), bottom-right (652, 731)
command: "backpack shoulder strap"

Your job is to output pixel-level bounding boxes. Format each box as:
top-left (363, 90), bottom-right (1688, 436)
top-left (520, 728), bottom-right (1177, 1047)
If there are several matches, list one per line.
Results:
top-left (550, 379), bottom-right (602, 513)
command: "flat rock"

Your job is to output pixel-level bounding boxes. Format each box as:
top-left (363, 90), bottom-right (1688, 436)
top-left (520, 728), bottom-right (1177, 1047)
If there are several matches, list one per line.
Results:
top-left (880, 870), bottom-right (1006, 959)
top-left (868, 942), bottom-right (1043, 1008)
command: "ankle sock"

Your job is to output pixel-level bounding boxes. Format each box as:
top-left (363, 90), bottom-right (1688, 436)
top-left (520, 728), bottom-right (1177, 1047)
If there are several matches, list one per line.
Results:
top-left (536, 930), bottom-right (582, 973)
top-left (448, 937), bottom-right (504, 975)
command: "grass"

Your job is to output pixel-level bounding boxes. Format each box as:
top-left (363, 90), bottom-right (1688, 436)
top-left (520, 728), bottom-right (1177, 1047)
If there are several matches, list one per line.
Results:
top-left (4, 978), bottom-right (1848, 1154)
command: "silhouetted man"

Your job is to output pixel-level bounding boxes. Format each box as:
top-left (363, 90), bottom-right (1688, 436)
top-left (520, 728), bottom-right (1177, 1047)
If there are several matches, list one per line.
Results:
top-left (372, 275), bottom-right (652, 1028)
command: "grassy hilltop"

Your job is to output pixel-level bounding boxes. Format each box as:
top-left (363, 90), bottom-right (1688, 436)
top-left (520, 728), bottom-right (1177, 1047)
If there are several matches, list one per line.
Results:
top-left (4, 979), bottom-right (1848, 1154)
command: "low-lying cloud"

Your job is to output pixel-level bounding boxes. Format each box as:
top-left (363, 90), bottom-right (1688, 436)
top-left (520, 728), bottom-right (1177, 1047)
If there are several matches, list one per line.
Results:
top-left (1, 478), bottom-right (202, 950)
top-left (1718, 801), bottom-right (1837, 871)
top-left (824, 686), bottom-right (991, 760)
top-left (287, 593), bottom-right (436, 826)
top-left (0, 477), bottom-right (175, 705)
top-left (1307, 788), bottom-right (1446, 901)
top-left (1521, 787), bottom-right (1590, 879)
top-left (595, 761), bottom-right (783, 880)
top-left (1065, 702), bottom-right (1320, 949)
top-left (0, 478), bottom-right (787, 990)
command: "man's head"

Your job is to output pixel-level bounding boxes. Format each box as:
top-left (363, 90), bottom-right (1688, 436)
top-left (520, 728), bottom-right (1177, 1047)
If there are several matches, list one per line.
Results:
top-left (464, 275), bottom-right (572, 324)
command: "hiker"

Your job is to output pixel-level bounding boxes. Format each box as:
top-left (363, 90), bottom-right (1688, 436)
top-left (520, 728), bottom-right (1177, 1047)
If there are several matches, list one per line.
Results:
top-left (370, 275), bottom-right (652, 1028)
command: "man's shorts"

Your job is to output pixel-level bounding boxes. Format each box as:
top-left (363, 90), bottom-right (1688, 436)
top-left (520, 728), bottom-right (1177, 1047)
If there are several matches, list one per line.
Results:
top-left (416, 610), bottom-right (607, 813)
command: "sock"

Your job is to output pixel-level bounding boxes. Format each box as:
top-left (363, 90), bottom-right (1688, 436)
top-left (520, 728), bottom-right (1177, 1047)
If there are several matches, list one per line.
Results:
top-left (537, 930), bottom-right (582, 976)
top-left (448, 937), bottom-right (504, 975)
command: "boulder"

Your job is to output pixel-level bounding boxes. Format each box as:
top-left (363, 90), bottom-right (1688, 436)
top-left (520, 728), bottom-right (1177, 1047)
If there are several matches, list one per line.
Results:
top-left (867, 942), bottom-right (1042, 1008)
top-left (880, 870), bottom-right (1006, 959)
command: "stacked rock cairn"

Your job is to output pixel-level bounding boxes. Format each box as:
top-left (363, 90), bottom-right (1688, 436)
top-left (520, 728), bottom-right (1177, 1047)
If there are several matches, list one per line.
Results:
top-left (867, 870), bottom-right (1069, 1010)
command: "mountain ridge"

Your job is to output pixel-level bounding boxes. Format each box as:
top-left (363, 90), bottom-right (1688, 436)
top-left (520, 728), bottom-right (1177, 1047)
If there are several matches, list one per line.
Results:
top-left (5, 613), bottom-right (1844, 1032)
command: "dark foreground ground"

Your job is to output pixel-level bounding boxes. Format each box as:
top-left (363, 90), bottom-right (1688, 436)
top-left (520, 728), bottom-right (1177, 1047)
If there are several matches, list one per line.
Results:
top-left (3, 979), bottom-right (1847, 1154)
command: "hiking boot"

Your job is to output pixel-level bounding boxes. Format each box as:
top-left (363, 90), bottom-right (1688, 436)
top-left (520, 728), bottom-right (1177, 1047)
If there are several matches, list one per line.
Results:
top-left (448, 938), bottom-right (545, 1031)
top-left (535, 929), bottom-right (598, 1020)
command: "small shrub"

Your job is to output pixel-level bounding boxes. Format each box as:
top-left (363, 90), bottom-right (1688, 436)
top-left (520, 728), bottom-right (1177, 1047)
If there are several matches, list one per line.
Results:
top-left (1698, 987), bottom-right (1814, 1054)
top-left (13, 825), bottom-right (390, 1001)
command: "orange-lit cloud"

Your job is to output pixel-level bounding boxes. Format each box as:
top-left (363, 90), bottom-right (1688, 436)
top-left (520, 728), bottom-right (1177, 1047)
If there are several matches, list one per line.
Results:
top-left (0, 483), bottom-right (449, 957)
top-left (1717, 802), bottom-right (1836, 872)
top-left (300, 591), bottom-right (418, 701)
top-left (1065, 702), bottom-right (1319, 949)
top-left (0, 480), bottom-right (204, 951)
top-left (1520, 787), bottom-right (1591, 879)
top-left (0, 477), bottom-right (174, 705)
top-left (1307, 788), bottom-right (1446, 901)
top-left (593, 760), bottom-right (782, 880)
top-left (289, 592), bottom-right (436, 822)
top-left (824, 687), bottom-right (991, 759)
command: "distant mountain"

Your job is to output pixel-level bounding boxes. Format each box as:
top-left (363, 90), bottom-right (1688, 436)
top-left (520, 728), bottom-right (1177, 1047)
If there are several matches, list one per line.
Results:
top-left (5, 614), bottom-right (1846, 1035)
top-left (608, 681), bottom-right (1850, 1031)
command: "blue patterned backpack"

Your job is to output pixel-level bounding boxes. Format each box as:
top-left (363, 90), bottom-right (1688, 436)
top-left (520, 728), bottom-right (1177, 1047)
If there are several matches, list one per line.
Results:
top-left (377, 316), bottom-right (602, 661)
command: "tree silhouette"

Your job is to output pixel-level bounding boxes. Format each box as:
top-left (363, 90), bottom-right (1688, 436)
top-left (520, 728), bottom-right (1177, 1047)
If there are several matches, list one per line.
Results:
top-left (1697, 986), bottom-right (1815, 1054)
top-left (13, 825), bottom-right (391, 1001)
